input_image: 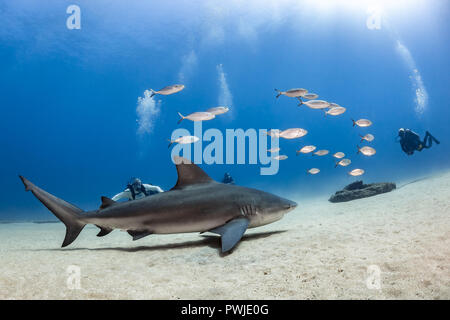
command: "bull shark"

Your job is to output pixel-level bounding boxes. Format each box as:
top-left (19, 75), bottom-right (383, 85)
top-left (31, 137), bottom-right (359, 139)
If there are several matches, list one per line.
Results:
top-left (19, 157), bottom-right (297, 253)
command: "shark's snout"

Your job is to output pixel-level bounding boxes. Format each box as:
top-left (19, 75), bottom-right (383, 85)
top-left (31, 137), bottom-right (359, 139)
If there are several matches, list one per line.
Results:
top-left (281, 199), bottom-right (297, 213)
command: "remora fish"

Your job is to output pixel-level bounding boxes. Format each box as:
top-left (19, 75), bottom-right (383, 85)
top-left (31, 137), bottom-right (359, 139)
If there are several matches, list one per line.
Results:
top-left (150, 84), bottom-right (185, 97)
top-left (19, 157), bottom-right (297, 253)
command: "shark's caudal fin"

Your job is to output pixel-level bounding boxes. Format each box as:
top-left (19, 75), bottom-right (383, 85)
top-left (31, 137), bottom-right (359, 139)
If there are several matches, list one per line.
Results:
top-left (19, 176), bottom-right (86, 247)
top-left (171, 156), bottom-right (214, 190)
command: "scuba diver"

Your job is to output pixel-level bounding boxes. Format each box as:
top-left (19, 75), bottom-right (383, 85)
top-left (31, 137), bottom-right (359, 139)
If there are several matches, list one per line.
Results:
top-left (112, 177), bottom-right (164, 201)
top-left (397, 128), bottom-right (440, 156)
top-left (222, 172), bottom-right (235, 185)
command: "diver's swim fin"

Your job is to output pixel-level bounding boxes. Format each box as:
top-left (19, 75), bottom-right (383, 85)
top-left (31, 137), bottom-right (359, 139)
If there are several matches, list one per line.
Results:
top-left (208, 218), bottom-right (249, 253)
top-left (429, 132), bottom-right (440, 144)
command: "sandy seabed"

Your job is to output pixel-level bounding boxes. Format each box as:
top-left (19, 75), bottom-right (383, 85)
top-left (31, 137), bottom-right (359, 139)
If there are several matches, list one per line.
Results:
top-left (1, 171), bottom-right (449, 300)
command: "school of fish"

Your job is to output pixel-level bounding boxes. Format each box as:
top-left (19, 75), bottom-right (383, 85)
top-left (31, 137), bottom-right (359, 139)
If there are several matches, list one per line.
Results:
top-left (151, 83), bottom-right (376, 180)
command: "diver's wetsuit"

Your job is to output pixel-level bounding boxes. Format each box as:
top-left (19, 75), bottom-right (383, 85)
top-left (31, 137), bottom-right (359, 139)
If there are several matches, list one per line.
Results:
top-left (400, 129), bottom-right (440, 155)
top-left (112, 184), bottom-right (164, 201)
top-left (222, 173), bottom-right (235, 185)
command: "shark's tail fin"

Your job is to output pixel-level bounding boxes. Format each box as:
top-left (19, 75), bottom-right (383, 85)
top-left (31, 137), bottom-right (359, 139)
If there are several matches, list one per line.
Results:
top-left (149, 89), bottom-right (156, 97)
top-left (356, 145), bottom-right (361, 154)
top-left (351, 118), bottom-right (356, 127)
top-left (19, 176), bottom-right (86, 247)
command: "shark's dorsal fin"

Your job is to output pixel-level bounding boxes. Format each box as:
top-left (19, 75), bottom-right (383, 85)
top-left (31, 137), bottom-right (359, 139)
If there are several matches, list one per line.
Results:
top-left (99, 196), bottom-right (116, 209)
top-left (171, 156), bottom-right (214, 190)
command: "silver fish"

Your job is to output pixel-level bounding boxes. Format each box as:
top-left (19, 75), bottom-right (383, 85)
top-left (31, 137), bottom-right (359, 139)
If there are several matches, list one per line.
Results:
top-left (178, 112), bottom-right (215, 124)
top-left (360, 133), bottom-right (374, 142)
top-left (308, 168), bottom-right (320, 175)
top-left (279, 128), bottom-right (308, 139)
top-left (357, 145), bottom-right (376, 156)
top-left (275, 88), bottom-right (308, 98)
top-left (313, 149), bottom-right (329, 156)
top-left (267, 147), bottom-right (280, 153)
top-left (302, 100), bottom-right (330, 109)
top-left (151, 84), bottom-right (185, 97)
top-left (274, 155), bottom-right (288, 160)
top-left (348, 168), bottom-right (365, 176)
top-left (267, 129), bottom-right (281, 138)
top-left (335, 158), bottom-right (351, 167)
top-left (333, 152), bottom-right (345, 159)
top-left (352, 118), bottom-right (372, 127)
top-left (168, 135), bottom-right (199, 148)
top-left (205, 106), bottom-right (229, 115)
top-left (325, 106), bottom-right (346, 116)
top-left (303, 93), bottom-right (318, 100)
top-left (296, 145), bottom-right (316, 155)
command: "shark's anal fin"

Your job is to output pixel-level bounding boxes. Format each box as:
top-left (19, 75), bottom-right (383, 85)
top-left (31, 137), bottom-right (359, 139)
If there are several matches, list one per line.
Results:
top-left (96, 225), bottom-right (113, 237)
top-left (208, 218), bottom-right (249, 253)
top-left (100, 196), bottom-right (116, 209)
top-left (127, 230), bottom-right (152, 241)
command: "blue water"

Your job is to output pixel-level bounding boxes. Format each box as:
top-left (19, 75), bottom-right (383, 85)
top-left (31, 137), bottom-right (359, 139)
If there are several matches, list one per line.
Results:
top-left (1, 1), bottom-right (449, 220)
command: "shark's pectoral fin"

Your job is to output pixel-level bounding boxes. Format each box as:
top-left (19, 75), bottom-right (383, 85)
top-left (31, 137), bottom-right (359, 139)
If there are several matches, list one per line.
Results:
top-left (127, 230), bottom-right (152, 241)
top-left (96, 225), bottom-right (113, 237)
top-left (208, 218), bottom-right (249, 253)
